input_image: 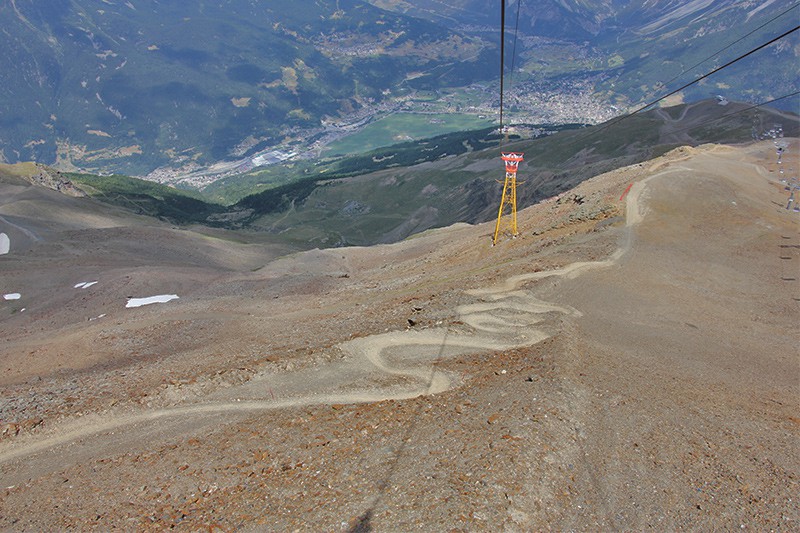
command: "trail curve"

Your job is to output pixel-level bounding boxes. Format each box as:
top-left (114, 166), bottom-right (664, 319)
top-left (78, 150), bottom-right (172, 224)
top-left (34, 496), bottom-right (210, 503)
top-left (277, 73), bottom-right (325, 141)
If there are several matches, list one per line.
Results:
top-left (0, 168), bottom-right (667, 473)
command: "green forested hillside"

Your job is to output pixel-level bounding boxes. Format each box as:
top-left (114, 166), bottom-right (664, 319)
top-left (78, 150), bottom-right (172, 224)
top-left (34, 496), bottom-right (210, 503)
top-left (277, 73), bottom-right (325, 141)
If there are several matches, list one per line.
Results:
top-left (0, 0), bottom-right (495, 174)
top-left (68, 173), bottom-right (224, 224)
top-left (2, 1), bottom-right (796, 178)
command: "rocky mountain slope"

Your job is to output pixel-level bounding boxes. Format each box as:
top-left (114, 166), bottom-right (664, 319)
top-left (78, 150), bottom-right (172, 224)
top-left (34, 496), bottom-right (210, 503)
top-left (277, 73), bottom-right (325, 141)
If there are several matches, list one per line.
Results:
top-left (0, 138), bottom-right (797, 530)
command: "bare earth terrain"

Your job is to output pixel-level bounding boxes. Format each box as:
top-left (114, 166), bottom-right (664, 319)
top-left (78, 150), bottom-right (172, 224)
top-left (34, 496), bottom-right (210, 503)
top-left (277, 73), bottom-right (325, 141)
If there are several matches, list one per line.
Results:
top-left (0, 140), bottom-right (797, 531)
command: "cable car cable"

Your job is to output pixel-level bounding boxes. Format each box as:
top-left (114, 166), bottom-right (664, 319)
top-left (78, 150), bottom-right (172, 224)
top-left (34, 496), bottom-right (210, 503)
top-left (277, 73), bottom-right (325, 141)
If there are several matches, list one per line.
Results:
top-left (500, 0), bottom-right (506, 129)
top-left (662, 2), bottom-right (799, 90)
top-left (654, 91), bottom-right (800, 138)
top-left (509, 0), bottom-right (523, 90)
top-left (580, 24), bottom-right (799, 143)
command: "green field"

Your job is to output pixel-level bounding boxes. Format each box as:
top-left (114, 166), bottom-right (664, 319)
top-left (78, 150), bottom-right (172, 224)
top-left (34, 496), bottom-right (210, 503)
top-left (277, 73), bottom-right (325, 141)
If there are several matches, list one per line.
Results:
top-left (324, 113), bottom-right (495, 156)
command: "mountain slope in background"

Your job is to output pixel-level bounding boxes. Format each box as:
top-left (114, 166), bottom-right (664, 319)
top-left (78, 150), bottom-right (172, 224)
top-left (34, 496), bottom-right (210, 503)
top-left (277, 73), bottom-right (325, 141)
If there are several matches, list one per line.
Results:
top-left (211, 100), bottom-right (800, 247)
top-left (47, 99), bottom-right (798, 250)
top-left (0, 0), bottom-right (494, 173)
top-left (0, 1), bottom-right (796, 176)
top-left (374, 0), bottom-right (799, 108)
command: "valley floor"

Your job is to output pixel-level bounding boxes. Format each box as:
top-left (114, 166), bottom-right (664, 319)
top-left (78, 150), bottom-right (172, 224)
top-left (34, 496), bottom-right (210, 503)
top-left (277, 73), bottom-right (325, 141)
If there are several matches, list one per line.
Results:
top-left (0, 141), bottom-right (797, 530)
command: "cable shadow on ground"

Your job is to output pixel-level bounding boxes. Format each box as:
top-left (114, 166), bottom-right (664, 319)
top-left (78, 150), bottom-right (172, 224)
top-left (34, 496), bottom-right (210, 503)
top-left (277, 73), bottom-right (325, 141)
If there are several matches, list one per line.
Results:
top-left (347, 323), bottom-right (459, 533)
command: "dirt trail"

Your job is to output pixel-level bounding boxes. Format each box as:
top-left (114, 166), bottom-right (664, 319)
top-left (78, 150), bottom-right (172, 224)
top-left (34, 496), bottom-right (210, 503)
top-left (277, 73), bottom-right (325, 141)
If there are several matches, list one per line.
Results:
top-left (0, 158), bottom-right (667, 480)
top-left (1, 141), bottom-right (797, 530)
top-left (524, 144), bottom-right (800, 530)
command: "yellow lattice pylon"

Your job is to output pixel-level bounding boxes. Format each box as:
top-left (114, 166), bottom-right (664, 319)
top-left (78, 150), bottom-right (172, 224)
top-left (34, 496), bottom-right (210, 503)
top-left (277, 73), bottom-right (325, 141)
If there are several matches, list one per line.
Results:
top-left (492, 152), bottom-right (524, 246)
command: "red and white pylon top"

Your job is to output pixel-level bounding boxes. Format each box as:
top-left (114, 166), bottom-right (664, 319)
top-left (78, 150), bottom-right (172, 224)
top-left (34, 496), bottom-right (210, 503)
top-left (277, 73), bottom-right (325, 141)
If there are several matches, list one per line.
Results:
top-left (501, 152), bottom-right (524, 173)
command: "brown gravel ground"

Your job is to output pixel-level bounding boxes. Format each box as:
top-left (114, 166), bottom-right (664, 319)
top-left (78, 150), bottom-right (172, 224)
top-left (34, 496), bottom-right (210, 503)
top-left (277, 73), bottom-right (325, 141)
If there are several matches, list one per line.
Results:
top-left (0, 140), bottom-right (797, 531)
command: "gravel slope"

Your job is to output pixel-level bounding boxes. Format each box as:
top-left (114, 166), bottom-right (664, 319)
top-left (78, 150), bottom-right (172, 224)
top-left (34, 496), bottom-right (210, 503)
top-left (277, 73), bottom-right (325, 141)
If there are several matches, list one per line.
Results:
top-left (0, 140), bottom-right (797, 531)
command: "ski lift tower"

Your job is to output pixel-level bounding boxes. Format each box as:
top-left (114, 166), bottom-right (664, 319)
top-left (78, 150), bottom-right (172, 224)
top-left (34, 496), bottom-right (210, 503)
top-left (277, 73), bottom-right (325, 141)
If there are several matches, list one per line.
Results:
top-left (492, 152), bottom-right (524, 246)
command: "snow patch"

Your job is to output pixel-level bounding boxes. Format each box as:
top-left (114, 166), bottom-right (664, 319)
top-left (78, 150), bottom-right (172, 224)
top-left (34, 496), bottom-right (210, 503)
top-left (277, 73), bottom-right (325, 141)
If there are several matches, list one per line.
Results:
top-left (0, 233), bottom-right (9, 255)
top-left (74, 281), bottom-right (98, 289)
top-left (3, 293), bottom-right (21, 301)
top-left (126, 295), bottom-right (180, 308)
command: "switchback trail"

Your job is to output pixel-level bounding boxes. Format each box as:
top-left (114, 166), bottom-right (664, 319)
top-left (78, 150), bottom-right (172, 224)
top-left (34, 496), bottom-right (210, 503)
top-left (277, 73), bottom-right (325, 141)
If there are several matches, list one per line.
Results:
top-left (0, 167), bottom-right (664, 484)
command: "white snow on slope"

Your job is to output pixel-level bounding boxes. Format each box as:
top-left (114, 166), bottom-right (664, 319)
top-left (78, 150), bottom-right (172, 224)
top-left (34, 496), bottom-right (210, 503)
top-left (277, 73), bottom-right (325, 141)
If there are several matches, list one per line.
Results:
top-left (126, 295), bottom-right (180, 308)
